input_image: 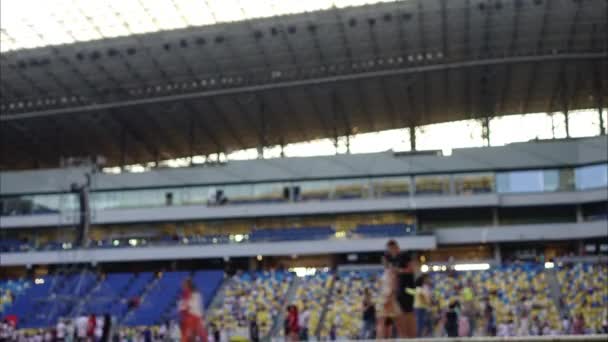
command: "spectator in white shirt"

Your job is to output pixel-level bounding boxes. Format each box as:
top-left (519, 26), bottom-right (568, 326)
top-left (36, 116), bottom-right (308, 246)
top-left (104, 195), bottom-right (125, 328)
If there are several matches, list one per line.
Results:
top-left (56, 319), bottom-right (66, 341)
top-left (76, 315), bottom-right (88, 340)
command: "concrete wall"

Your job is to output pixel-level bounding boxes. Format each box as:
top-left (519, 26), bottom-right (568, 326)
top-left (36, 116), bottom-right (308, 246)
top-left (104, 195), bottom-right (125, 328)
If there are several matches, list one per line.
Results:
top-left (1, 220), bottom-right (605, 266)
top-left (1, 189), bottom-right (605, 228)
top-left (0, 235), bottom-right (436, 266)
top-left (1, 136), bottom-right (606, 195)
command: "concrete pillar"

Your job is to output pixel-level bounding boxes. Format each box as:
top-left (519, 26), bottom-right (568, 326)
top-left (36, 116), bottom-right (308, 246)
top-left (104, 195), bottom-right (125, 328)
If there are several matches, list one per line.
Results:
top-left (410, 175), bottom-right (416, 197)
top-left (494, 244), bottom-right (502, 265)
top-left (576, 205), bottom-right (583, 223)
top-left (492, 207), bottom-right (499, 227)
top-left (120, 130), bottom-right (127, 171)
top-left (449, 175), bottom-right (456, 195)
top-left (248, 257), bottom-right (257, 272)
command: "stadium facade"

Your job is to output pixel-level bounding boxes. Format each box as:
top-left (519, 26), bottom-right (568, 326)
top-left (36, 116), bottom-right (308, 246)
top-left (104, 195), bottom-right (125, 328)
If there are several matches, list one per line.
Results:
top-left (1, 0), bottom-right (607, 335)
top-left (1, 136), bottom-right (606, 267)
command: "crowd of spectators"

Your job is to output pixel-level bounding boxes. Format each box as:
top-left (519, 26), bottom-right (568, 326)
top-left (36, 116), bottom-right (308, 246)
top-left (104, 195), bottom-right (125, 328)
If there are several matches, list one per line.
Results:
top-left (206, 270), bottom-right (292, 339)
top-left (558, 263), bottom-right (608, 333)
top-left (1, 262), bottom-right (607, 341)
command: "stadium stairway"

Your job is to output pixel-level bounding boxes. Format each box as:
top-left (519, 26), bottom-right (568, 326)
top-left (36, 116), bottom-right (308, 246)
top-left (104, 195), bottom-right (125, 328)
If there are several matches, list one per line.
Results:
top-left (206, 274), bottom-right (233, 313)
top-left (546, 268), bottom-right (566, 317)
top-left (122, 270), bottom-right (224, 326)
top-left (69, 273), bottom-right (105, 317)
top-left (120, 273), bottom-right (162, 325)
top-left (270, 276), bottom-right (301, 338)
top-left (314, 274), bottom-right (337, 338)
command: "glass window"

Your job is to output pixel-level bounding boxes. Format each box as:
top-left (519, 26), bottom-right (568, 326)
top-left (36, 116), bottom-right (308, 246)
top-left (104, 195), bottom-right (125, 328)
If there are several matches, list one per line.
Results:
top-left (252, 182), bottom-right (288, 202)
top-left (91, 189), bottom-right (167, 210)
top-left (372, 176), bottom-right (410, 197)
top-left (576, 164), bottom-right (608, 190)
top-left (414, 175), bottom-right (450, 195)
top-left (221, 184), bottom-right (254, 203)
top-left (0, 193), bottom-right (80, 216)
top-left (331, 178), bottom-right (369, 199)
top-left (176, 186), bottom-right (210, 205)
top-left (454, 173), bottom-right (495, 194)
top-left (498, 168), bottom-right (576, 193)
top-left (298, 180), bottom-right (331, 200)
top-left (496, 170), bottom-right (544, 193)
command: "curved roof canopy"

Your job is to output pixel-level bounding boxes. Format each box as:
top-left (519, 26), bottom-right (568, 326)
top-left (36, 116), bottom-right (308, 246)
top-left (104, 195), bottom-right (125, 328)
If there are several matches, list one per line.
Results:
top-left (0, 0), bottom-right (606, 169)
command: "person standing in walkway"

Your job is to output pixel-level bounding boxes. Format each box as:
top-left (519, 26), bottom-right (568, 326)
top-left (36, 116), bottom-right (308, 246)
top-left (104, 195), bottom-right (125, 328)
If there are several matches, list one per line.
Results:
top-left (179, 278), bottom-right (207, 342)
top-left (361, 288), bottom-right (376, 339)
top-left (385, 239), bottom-right (417, 338)
top-left (414, 275), bottom-right (432, 337)
top-left (376, 257), bottom-right (400, 339)
top-left (285, 305), bottom-right (299, 342)
top-left (299, 301), bottom-right (311, 341)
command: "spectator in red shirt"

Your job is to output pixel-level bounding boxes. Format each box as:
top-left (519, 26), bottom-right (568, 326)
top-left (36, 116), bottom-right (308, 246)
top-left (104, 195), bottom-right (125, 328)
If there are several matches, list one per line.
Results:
top-left (87, 314), bottom-right (96, 341)
top-left (286, 305), bottom-right (299, 342)
top-left (572, 313), bottom-right (585, 335)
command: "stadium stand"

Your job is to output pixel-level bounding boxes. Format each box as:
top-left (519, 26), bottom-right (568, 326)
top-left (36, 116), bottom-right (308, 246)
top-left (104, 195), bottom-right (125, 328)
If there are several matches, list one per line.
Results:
top-left (292, 271), bottom-right (334, 338)
top-left (352, 223), bottom-right (414, 238)
top-left (558, 263), bottom-right (608, 332)
top-left (207, 271), bottom-right (293, 338)
top-left (124, 271), bottom-right (191, 326)
top-left (430, 264), bottom-right (561, 334)
top-left (320, 270), bottom-right (381, 339)
top-left (77, 272), bottom-right (134, 317)
top-left (0, 1), bottom-right (607, 341)
top-left (249, 226), bottom-right (334, 242)
top-left (0, 279), bottom-right (27, 314)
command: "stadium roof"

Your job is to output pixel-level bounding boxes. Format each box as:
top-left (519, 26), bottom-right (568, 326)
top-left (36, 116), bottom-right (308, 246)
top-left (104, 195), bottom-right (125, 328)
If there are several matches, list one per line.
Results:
top-left (0, 0), bottom-right (606, 169)
top-left (0, 0), bottom-right (398, 52)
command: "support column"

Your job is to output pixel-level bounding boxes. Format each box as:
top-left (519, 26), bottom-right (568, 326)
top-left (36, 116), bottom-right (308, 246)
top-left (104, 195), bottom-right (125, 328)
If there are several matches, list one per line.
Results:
top-left (564, 109), bottom-right (570, 138)
top-left (120, 129), bottom-right (127, 171)
top-left (409, 126), bottom-right (416, 151)
top-left (576, 205), bottom-right (583, 223)
top-left (549, 113), bottom-right (556, 139)
top-left (76, 174), bottom-right (91, 248)
top-left (280, 144), bottom-right (285, 158)
top-left (599, 107), bottom-right (606, 136)
top-left (448, 175), bottom-right (455, 195)
top-left (494, 244), bottom-right (502, 265)
top-left (333, 136), bottom-right (339, 155)
top-left (593, 61), bottom-right (605, 135)
top-left (482, 116), bottom-right (491, 146)
top-left (346, 135), bottom-right (351, 154)
top-left (189, 113), bottom-right (195, 165)
top-left (492, 207), bottom-right (499, 227)
top-left (257, 146), bottom-right (264, 159)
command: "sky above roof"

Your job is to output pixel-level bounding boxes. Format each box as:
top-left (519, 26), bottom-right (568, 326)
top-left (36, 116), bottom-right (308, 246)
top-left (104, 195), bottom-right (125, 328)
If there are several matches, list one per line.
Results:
top-left (0, 0), bottom-right (397, 53)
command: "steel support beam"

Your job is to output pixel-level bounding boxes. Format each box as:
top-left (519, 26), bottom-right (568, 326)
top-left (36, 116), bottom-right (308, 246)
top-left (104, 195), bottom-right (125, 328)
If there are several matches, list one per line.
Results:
top-left (2, 52), bottom-right (605, 121)
top-left (410, 126), bottom-right (416, 151)
top-left (561, 72), bottom-right (570, 138)
top-left (593, 62), bottom-right (605, 135)
top-left (600, 107), bottom-right (606, 136)
top-left (482, 116), bottom-right (491, 146)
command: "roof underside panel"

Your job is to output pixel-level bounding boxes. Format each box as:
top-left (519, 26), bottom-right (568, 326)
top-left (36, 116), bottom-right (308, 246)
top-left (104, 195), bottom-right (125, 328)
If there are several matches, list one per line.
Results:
top-left (1, 0), bottom-right (607, 169)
